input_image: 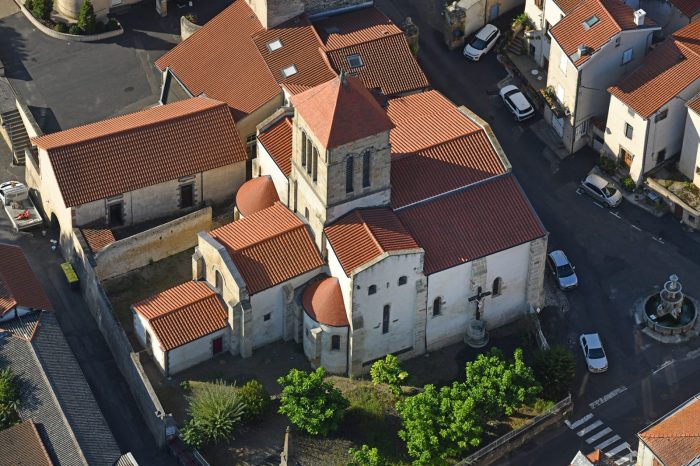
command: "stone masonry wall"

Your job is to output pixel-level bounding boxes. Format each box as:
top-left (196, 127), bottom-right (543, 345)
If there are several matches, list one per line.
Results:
top-left (304, 0), bottom-right (370, 16)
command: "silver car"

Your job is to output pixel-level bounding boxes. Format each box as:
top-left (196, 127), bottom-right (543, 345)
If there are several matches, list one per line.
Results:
top-left (580, 174), bottom-right (623, 207)
top-left (547, 250), bottom-right (578, 290)
top-left (580, 333), bottom-right (608, 373)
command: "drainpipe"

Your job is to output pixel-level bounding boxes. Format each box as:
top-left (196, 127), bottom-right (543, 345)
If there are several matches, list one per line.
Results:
top-left (639, 116), bottom-right (652, 185)
top-left (345, 325), bottom-right (350, 376)
top-left (571, 70), bottom-right (582, 155)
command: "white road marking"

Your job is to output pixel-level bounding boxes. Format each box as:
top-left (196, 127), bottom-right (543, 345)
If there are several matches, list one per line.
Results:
top-left (609, 211), bottom-right (621, 218)
top-left (577, 420), bottom-right (603, 437)
top-left (652, 236), bottom-right (665, 244)
top-left (606, 442), bottom-right (632, 457)
top-left (566, 413), bottom-right (593, 430)
top-left (615, 452), bottom-right (637, 465)
top-left (595, 434), bottom-right (621, 450)
top-left (631, 224), bottom-right (642, 232)
top-left (687, 347), bottom-right (700, 360)
top-left (589, 386), bottom-right (627, 410)
top-left (594, 201), bottom-right (605, 209)
top-left (653, 360), bottom-right (674, 374)
top-left (586, 427), bottom-right (612, 443)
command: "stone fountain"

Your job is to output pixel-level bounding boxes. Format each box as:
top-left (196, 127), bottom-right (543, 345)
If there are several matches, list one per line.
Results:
top-left (642, 274), bottom-right (698, 338)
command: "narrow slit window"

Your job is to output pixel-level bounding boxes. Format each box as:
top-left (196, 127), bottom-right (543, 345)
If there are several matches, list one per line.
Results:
top-left (346, 157), bottom-right (354, 193)
top-left (382, 305), bottom-right (390, 334)
top-left (362, 151), bottom-right (370, 188)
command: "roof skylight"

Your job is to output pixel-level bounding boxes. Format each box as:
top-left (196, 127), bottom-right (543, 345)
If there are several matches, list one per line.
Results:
top-left (347, 54), bottom-right (364, 68)
top-left (267, 39), bottom-right (283, 52)
top-left (582, 15), bottom-right (599, 30)
top-left (282, 65), bottom-right (298, 78)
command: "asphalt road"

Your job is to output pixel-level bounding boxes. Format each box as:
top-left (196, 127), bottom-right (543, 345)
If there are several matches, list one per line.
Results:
top-left (378, 0), bottom-right (700, 463)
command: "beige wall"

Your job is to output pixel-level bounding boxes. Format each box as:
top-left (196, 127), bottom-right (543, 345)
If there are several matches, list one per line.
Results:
top-left (237, 94), bottom-right (285, 148)
top-left (679, 108), bottom-right (700, 184)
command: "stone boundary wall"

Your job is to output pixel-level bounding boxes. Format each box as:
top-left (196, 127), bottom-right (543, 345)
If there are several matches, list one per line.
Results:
top-left (14, 0), bottom-right (123, 42)
top-left (94, 207), bottom-right (212, 281)
top-left (180, 15), bottom-right (201, 41)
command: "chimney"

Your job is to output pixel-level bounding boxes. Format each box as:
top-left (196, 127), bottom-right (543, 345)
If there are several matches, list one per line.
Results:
top-left (633, 9), bottom-right (646, 26)
top-left (578, 44), bottom-right (591, 56)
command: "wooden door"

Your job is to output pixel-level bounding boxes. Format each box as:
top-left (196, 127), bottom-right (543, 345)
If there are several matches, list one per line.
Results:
top-left (212, 337), bottom-right (223, 355)
top-left (620, 148), bottom-right (633, 169)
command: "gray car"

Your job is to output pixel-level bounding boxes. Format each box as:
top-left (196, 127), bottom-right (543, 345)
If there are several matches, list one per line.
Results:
top-left (547, 250), bottom-right (578, 290)
top-left (580, 333), bottom-right (608, 373)
top-left (580, 174), bottom-right (623, 207)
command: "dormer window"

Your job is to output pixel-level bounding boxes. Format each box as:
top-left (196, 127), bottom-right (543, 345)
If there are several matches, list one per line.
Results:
top-left (582, 15), bottom-right (599, 30)
top-left (347, 54), bottom-right (364, 69)
top-left (267, 39), bottom-right (283, 52)
top-left (281, 65), bottom-right (297, 78)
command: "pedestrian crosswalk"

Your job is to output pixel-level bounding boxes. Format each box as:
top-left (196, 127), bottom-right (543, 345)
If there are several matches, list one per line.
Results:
top-left (565, 414), bottom-right (637, 465)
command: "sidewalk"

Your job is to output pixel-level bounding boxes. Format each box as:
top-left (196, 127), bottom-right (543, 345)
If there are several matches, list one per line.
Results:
top-left (588, 165), bottom-right (666, 217)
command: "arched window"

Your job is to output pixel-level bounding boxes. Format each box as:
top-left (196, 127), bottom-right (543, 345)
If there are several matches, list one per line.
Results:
top-left (433, 297), bottom-right (442, 316)
top-left (215, 270), bottom-right (223, 293)
top-left (346, 157), bottom-right (354, 193)
top-left (301, 132), bottom-right (307, 167)
top-left (312, 146), bottom-right (319, 182)
top-left (331, 335), bottom-right (340, 350)
top-left (306, 140), bottom-right (313, 175)
top-left (382, 305), bottom-right (390, 334)
top-left (492, 277), bottom-right (502, 296)
top-left (398, 276), bottom-right (407, 286)
top-left (368, 285), bottom-right (377, 295)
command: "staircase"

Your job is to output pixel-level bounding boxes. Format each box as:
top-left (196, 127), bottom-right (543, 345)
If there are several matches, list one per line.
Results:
top-left (1, 108), bottom-right (30, 165)
top-left (507, 34), bottom-right (526, 55)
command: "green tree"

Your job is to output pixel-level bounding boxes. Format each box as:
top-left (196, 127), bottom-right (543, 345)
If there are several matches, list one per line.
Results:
top-left (181, 380), bottom-right (246, 448)
top-left (238, 379), bottom-right (271, 422)
top-left (348, 444), bottom-right (388, 466)
top-left (464, 348), bottom-right (541, 421)
top-left (0, 368), bottom-right (20, 430)
top-left (370, 354), bottom-right (408, 396)
top-left (532, 345), bottom-right (575, 401)
top-left (397, 383), bottom-right (482, 466)
top-left (77, 0), bottom-right (96, 34)
top-left (31, 0), bottom-right (52, 21)
top-left (277, 367), bottom-right (349, 436)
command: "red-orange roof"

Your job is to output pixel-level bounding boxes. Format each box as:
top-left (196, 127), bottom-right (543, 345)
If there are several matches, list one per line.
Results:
top-left (325, 208), bottom-right (420, 276)
top-left (609, 23), bottom-right (700, 118)
top-left (302, 277), bottom-right (349, 327)
top-left (554, 0), bottom-right (582, 14)
top-left (32, 97), bottom-right (247, 207)
top-left (210, 203), bottom-right (324, 294)
top-left (0, 243), bottom-right (52, 315)
top-left (258, 117), bottom-right (293, 176)
top-left (235, 176), bottom-right (280, 217)
top-left (638, 395), bottom-right (700, 466)
top-left (689, 93), bottom-right (700, 114)
top-left (289, 75), bottom-right (394, 149)
top-left (669, 0), bottom-right (700, 18)
top-left (81, 227), bottom-right (116, 254)
top-left (0, 421), bottom-right (53, 466)
top-left (132, 281), bottom-right (227, 351)
top-left (396, 175), bottom-right (547, 274)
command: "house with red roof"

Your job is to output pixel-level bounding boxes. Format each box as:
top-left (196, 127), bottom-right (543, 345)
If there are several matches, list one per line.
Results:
top-left (640, 0), bottom-right (700, 36)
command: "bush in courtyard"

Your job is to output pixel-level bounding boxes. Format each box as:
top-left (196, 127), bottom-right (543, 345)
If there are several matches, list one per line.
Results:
top-left (348, 444), bottom-right (388, 466)
top-left (77, 0), bottom-right (96, 34)
top-left (532, 345), bottom-right (575, 401)
top-left (277, 367), bottom-right (349, 436)
top-left (24, 0), bottom-right (34, 11)
top-left (106, 17), bottom-right (119, 31)
top-left (597, 156), bottom-right (618, 175)
top-left (621, 176), bottom-right (636, 192)
top-left (68, 24), bottom-right (81, 35)
top-left (180, 380), bottom-right (246, 449)
top-left (370, 354), bottom-right (408, 397)
top-left (0, 368), bottom-right (20, 430)
top-left (238, 379), bottom-right (270, 422)
top-left (54, 21), bottom-right (67, 32)
top-left (94, 19), bottom-right (104, 33)
top-left (31, 0), bottom-right (52, 21)
top-left (184, 13), bottom-right (197, 24)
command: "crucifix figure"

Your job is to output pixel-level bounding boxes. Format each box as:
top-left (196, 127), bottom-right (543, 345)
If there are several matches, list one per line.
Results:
top-left (468, 286), bottom-right (492, 321)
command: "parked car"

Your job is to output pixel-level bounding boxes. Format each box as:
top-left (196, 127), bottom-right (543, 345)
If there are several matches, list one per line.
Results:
top-left (500, 85), bottom-right (535, 121)
top-left (579, 333), bottom-right (608, 373)
top-left (463, 24), bottom-right (500, 61)
top-left (547, 250), bottom-right (578, 290)
top-left (580, 174), bottom-right (623, 207)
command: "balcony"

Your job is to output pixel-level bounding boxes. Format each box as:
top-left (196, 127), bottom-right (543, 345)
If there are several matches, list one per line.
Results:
top-left (540, 86), bottom-right (570, 118)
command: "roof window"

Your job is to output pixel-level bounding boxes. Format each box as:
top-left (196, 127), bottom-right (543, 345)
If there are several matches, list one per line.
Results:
top-left (347, 54), bottom-right (363, 68)
top-left (281, 65), bottom-right (297, 78)
top-left (267, 39), bottom-right (283, 52)
top-left (582, 15), bottom-right (599, 30)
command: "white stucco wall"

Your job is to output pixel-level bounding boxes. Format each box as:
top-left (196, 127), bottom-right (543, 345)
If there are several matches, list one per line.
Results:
top-left (327, 242), bottom-right (354, 324)
top-left (255, 141), bottom-right (290, 205)
top-left (679, 108), bottom-right (700, 184)
top-left (635, 442), bottom-right (657, 466)
top-left (604, 96), bottom-right (649, 180)
top-left (133, 313), bottom-right (167, 371)
top-left (303, 314), bottom-right (348, 374)
top-left (167, 328), bottom-right (229, 375)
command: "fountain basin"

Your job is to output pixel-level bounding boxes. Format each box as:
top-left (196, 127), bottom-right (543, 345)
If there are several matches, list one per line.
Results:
top-left (644, 294), bottom-right (697, 335)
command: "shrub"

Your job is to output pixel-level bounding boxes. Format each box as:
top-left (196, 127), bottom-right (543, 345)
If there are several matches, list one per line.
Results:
top-left (106, 17), bottom-right (119, 31)
top-left (532, 346), bottom-right (575, 401)
top-left (621, 176), bottom-right (636, 192)
top-left (238, 379), bottom-right (270, 422)
top-left (77, 0), bottom-right (96, 34)
top-left (0, 368), bottom-right (20, 430)
top-left (370, 354), bottom-right (408, 396)
top-left (54, 21), bottom-right (67, 32)
top-left (181, 380), bottom-right (246, 449)
top-left (68, 24), bottom-right (82, 35)
top-left (24, 0), bottom-right (34, 11)
top-left (94, 19), bottom-right (104, 33)
top-left (184, 13), bottom-right (197, 24)
top-left (179, 380), bottom-right (191, 392)
top-left (31, 0), bottom-right (52, 21)
top-left (597, 156), bottom-right (617, 175)
top-left (277, 367), bottom-right (349, 436)
top-left (348, 444), bottom-right (388, 466)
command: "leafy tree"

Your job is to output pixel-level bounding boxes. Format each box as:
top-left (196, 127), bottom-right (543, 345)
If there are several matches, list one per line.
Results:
top-left (370, 354), bottom-right (408, 396)
top-left (464, 348), bottom-right (541, 421)
top-left (31, 0), bottom-right (52, 21)
top-left (181, 380), bottom-right (246, 448)
top-left (24, 0), bottom-right (34, 12)
top-left (397, 383), bottom-right (482, 466)
top-left (238, 379), bottom-right (271, 422)
top-left (532, 345), bottom-right (575, 401)
top-left (0, 368), bottom-right (20, 430)
top-left (348, 444), bottom-right (388, 466)
top-left (277, 367), bottom-right (349, 436)
top-left (77, 0), bottom-right (96, 34)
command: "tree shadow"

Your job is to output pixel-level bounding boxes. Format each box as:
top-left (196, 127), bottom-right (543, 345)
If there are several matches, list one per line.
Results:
top-left (28, 106), bottom-right (61, 133)
top-left (0, 19), bottom-right (32, 81)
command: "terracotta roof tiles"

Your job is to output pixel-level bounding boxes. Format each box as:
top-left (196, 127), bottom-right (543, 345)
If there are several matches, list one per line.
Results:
top-left (554, 0), bottom-right (583, 14)
top-left (0, 420), bottom-right (53, 466)
top-left (0, 243), bottom-right (52, 315)
top-left (315, 7), bottom-right (402, 50)
top-left (235, 176), bottom-right (280, 217)
top-left (638, 395), bottom-right (700, 466)
top-left (689, 93), bottom-right (700, 114)
top-left (302, 277), bottom-right (349, 327)
top-left (32, 97), bottom-right (247, 207)
top-left (132, 281), bottom-right (227, 351)
top-left (81, 227), bottom-right (116, 254)
top-left (669, 0), bottom-right (700, 17)
top-left (258, 117), bottom-right (293, 176)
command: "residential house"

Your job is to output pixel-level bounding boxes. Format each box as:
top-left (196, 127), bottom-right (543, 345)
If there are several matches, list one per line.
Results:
top-left (639, 0), bottom-right (700, 35)
top-left (544, 0), bottom-right (659, 154)
top-left (606, 21), bottom-right (700, 183)
top-left (524, 0), bottom-right (579, 69)
top-left (29, 97), bottom-right (248, 248)
top-left (456, 0), bottom-right (528, 37)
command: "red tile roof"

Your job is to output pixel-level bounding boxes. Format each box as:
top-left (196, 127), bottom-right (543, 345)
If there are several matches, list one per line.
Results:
top-left (0, 421), bottom-right (53, 466)
top-left (551, 0), bottom-right (655, 66)
top-left (289, 75), bottom-right (394, 149)
top-left (315, 7), bottom-right (402, 50)
top-left (132, 281), bottom-right (227, 351)
top-left (258, 117), bottom-right (293, 176)
top-left (325, 208), bottom-right (420, 275)
top-left (638, 395), bottom-right (700, 466)
top-left (302, 277), bottom-right (349, 327)
top-left (0, 243), bottom-right (52, 315)
top-left (210, 203), bottom-right (324, 294)
top-left (669, 0), bottom-right (700, 18)
top-left (689, 93), bottom-right (700, 114)
top-left (396, 175), bottom-right (547, 274)
top-left (81, 227), bottom-right (116, 254)
top-left (609, 24), bottom-right (700, 118)
top-left (554, 0), bottom-right (583, 14)
top-left (155, 1), bottom-right (280, 120)
top-left (235, 176), bottom-right (280, 217)
top-left (32, 97), bottom-right (247, 207)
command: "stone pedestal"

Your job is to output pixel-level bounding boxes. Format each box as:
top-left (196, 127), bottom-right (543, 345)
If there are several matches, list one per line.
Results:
top-left (443, 3), bottom-right (466, 51)
top-left (465, 319), bottom-right (489, 348)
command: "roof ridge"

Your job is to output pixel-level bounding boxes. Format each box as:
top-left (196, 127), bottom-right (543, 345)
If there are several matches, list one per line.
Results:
top-left (233, 219), bottom-right (307, 255)
top-left (149, 284), bottom-right (215, 321)
top-left (596, 0), bottom-right (623, 31)
top-left (325, 28), bottom-right (402, 52)
top-left (356, 210), bottom-right (387, 254)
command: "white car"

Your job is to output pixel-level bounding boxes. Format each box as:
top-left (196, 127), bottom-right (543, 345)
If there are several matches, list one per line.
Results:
top-left (547, 250), bottom-right (578, 290)
top-left (463, 24), bottom-right (500, 61)
top-left (580, 333), bottom-right (608, 373)
top-left (580, 174), bottom-right (623, 207)
top-left (500, 85), bottom-right (535, 121)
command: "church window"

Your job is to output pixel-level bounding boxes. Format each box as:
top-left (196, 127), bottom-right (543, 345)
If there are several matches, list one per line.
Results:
top-left (398, 276), bottom-right (407, 286)
top-left (346, 157), bottom-right (354, 193)
top-left (301, 132), bottom-right (307, 167)
top-left (331, 335), bottom-right (340, 350)
top-left (362, 151), bottom-right (371, 188)
top-left (312, 147), bottom-right (319, 182)
top-left (433, 297), bottom-right (442, 316)
top-left (368, 285), bottom-right (377, 295)
top-left (382, 305), bottom-right (390, 334)
top-left (306, 140), bottom-right (313, 175)
top-left (304, 207), bottom-right (309, 219)
top-left (492, 277), bottom-right (502, 296)
top-left (264, 313), bottom-right (271, 321)
top-left (215, 270), bottom-right (223, 293)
